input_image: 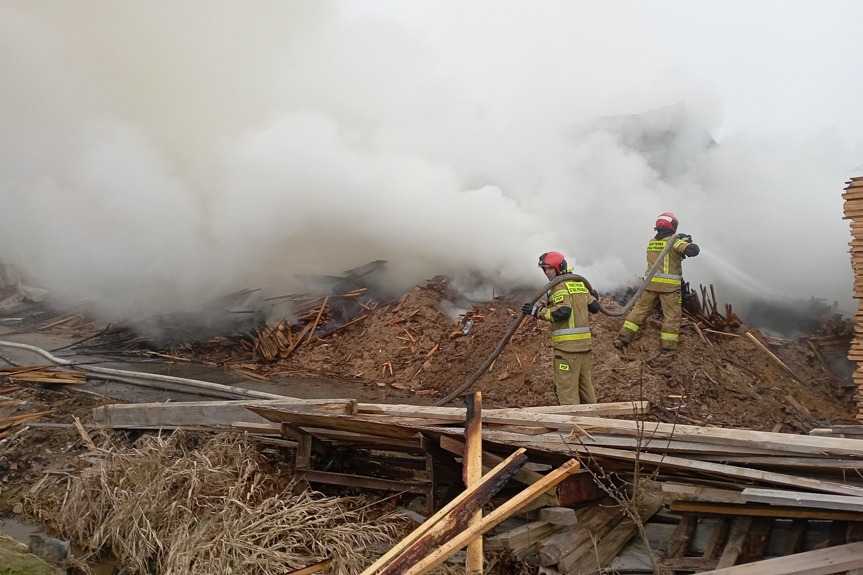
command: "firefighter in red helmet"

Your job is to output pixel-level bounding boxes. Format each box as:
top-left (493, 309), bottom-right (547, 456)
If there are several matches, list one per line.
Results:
top-left (615, 213), bottom-right (700, 352)
top-left (522, 252), bottom-right (601, 405)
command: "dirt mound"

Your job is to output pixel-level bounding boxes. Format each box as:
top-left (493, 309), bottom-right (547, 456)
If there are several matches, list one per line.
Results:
top-left (257, 279), bottom-right (855, 432)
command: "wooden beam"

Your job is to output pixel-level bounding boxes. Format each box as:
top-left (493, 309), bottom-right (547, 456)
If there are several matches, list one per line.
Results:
top-left (698, 540), bottom-right (863, 575)
top-left (92, 398), bottom-right (356, 428)
top-left (464, 392), bottom-right (483, 575)
top-left (741, 488), bottom-right (863, 513)
top-left (671, 501), bottom-right (863, 522)
top-left (359, 448), bottom-right (528, 575)
top-left (746, 331), bottom-right (801, 382)
top-left (738, 516), bottom-right (773, 564)
top-left (563, 494), bottom-right (664, 574)
top-left (402, 459), bottom-right (581, 575)
top-left (246, 407), bottom-right (423, 441)
top-left (505, 442), bottom-right (863, 498)
top-left (299, 470), bottom-right (430, 494)
top-left (437, 435), bottom-right (560, 508)
top-left (715, 516), bottom-right (751, 569)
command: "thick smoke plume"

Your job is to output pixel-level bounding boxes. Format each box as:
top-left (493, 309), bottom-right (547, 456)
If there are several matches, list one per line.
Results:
top-left (0, 1), bottom-right (859, 328)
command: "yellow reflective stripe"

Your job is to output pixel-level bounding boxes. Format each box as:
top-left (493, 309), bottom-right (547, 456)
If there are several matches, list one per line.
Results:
top-left (552, 333), bottom-right (592, 342)
top-left (650, 277), bottom-right (681, 285)
top-left (661, 332), bottom-right (679, 341)
top-left (542, 308), bottom-right (552, 321)
top-left (673, 239), bottom-right (687, 249)
top-left (663, 253), bottom-right (669, 274)
top-left (623, 321), bottom-right (639, 332)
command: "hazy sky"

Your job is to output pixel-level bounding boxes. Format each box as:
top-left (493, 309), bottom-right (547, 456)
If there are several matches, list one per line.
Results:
top-left (0, 0), bottom-right (860, 320)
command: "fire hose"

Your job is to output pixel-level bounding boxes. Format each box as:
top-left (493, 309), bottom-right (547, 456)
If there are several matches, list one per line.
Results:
top-left (434, 234), bottom-right (682, 406)
top-left (0, 340), bottom-right (288, 400)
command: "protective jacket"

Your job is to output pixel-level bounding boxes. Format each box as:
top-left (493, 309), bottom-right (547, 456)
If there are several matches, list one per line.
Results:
top-left (536, 279), bottom-right (597, 353)
top-left (644, 234), bottom-right (695, 293)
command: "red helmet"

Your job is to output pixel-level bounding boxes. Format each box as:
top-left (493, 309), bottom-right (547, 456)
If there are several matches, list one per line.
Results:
top-left (655, 212), bottom-right (679, 232)
top-left (538, 251), bottom-right (568, 275)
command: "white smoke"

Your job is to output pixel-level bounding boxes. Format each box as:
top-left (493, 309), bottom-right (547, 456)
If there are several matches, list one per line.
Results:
top-left (0, 1), bottom-right (859, 322)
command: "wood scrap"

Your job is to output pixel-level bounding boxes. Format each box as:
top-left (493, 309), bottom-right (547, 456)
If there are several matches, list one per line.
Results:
top-left (400, 459), bottom-right (581, 575)
top-left (697, 540), bottom-right (863, 575)
top-left (746, 331), bottom-right (801, 382)
top-left (72, 415), bottom-right (96, 450)
top-left (359, 448), bottom-right (528, 575)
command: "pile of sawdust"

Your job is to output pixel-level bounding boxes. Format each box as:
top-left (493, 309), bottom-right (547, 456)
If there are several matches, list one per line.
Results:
top-left (267, 280), bottom-right (855, 431)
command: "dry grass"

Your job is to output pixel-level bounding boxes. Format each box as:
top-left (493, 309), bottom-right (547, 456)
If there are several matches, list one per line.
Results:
top-left (25, 431), bottom-right (405, 574)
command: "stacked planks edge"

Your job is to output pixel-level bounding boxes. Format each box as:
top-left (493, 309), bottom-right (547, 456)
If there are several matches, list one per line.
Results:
top-left (842, 176), bottom-right (863, 419)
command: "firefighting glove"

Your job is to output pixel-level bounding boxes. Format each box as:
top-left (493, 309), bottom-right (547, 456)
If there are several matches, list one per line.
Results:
top-left (678, 233), bottom-right (692, 243)
top-left (521, 302), bottom-right (539, 317)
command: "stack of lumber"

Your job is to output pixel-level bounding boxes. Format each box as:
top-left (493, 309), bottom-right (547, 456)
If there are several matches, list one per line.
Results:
top-left (93, 398), bottom-right (863, 573)
top-left (843, 175), bottom-right (863, 420)
top-left (250, 289), bottom-right (372, 362)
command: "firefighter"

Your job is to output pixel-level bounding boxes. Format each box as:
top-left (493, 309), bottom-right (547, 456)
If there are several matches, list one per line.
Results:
top-left (522, 252), bottom-right (601, 405)
top-left (615, 212), bottom-right (700, 352)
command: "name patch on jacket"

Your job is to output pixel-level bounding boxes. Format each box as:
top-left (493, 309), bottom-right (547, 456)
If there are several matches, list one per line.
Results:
top-left (647, 241), bottom-right (667, 252)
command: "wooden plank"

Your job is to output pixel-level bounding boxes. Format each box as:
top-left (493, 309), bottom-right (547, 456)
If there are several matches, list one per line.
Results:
top-left (738, 516), bottom-right (773, 564)
top-left (376, 447), bottom-right (524, 572)
top-left (497, 441), bottom-right (863, 498)
top-left (664, 513), bottom-right (697, 559)
top-left (464, 392), bottom-right (483, 575)
top-left (490, 401), bottom-right (650, 417)
top-left (300, 470), bottom-right (430, 494)
top-left (715, 516), bottom-right (751, 569)
top-left (551, 415), bottom-right (863, 458)
top-left (704, 517), bottom-right (731, 560)
top-left (92, 398), bottom-right (356, 428)
top-left (563, 494), bottom-right (664, 574)
top-left (484, 520), bottom-right (560, 551)
top-left (784, 519), bottom-right (807, 555)
top-left (359, 448), bottom-right (528, 575)
top-left (741, 488), bottom-right (863, 512)
top-left (538, 507), bottom-right (578, 526)
top-left (0, 410), bottom-right (52, 430)
top-left (746, 331), bottom-right (801, 382)
top-left (402, 459), bottom-right (582, 575)
top-left (660, 482), bottom-right (744, 504)
top-left (537, 500), bottom-right (622, 567)
top-left (438, 434), bottom-right (560, 509)
top-left (246, 407), bottom-right (423, 441)
top-left (670, 501), bottom-right (863, 522)
top-left (610, 522), bottom-right (676, 573)
top-left (698, 540), bottom-right (863, 575)
top-left (357, 401), bottom-right (649, 421)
